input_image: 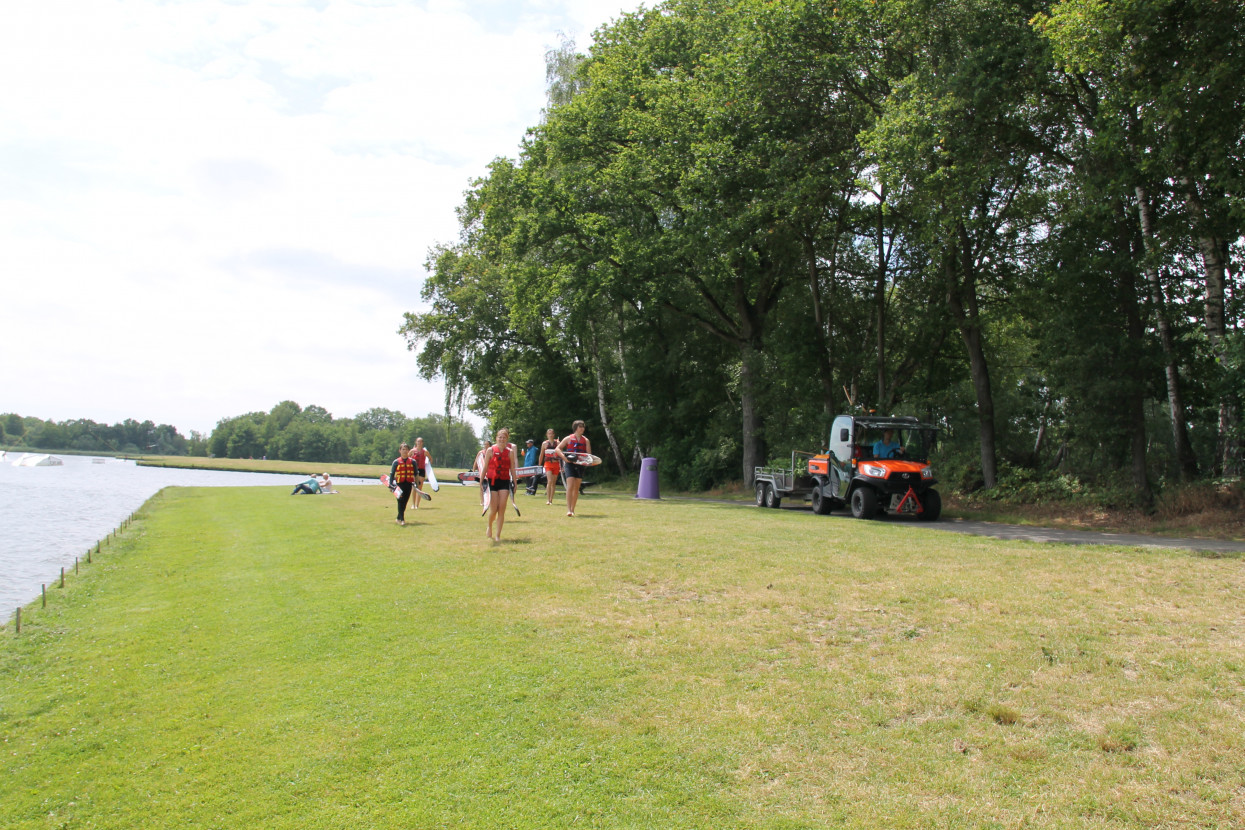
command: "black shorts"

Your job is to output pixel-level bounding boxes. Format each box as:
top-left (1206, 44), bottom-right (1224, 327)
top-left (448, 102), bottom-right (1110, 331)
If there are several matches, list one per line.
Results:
top-left (563, 463), bottom-right (583, 480)
top-left (487, 478), bottom-right (512, 492)
top-left (414, 467), bottom-right (426, 478)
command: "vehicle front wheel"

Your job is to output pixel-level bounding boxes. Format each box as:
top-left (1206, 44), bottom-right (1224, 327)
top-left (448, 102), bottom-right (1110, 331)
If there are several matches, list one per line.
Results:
top-left (811, 484), bottom-right (832, 515)
top-left (850, 487), bottom-right (878, 519)
top-left (755, 481), bottom-right (767, 507)
top-left (765, 485), bottom-right (782, 510)
top-left (917, 489), bottom-right (942, 521)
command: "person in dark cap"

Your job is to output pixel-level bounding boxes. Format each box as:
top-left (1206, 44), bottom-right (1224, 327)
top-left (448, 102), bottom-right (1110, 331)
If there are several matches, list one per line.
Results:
top-left (523, 438), bottom-right (541, 494)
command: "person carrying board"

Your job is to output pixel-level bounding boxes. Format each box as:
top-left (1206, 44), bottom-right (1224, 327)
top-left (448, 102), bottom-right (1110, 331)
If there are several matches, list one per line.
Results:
top-left (483, 427), bottom-right (519, 543)
top-left (539, 428), bottom-right (561, 505)
top-left (389, 443), bottom-right (416, 526)
top-left (410, 437), bottom-right (433, 510)
top-left (556, 420), bottom-right (591, 517)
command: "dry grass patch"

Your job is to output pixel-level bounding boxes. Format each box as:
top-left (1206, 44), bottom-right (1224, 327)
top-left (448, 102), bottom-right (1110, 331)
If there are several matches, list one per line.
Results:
top-left (947, 480), bottom-right (1245, 542)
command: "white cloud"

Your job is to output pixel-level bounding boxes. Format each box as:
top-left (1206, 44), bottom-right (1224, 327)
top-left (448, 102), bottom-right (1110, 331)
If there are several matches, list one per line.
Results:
top-left (0, 0), bottom-right (638, 436)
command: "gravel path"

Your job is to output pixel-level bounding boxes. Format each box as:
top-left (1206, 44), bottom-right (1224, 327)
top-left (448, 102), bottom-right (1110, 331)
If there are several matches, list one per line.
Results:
top-left (662, 495), bottom-right (1245, 555)
top-left (923, 517), bottom-right (1245, 555)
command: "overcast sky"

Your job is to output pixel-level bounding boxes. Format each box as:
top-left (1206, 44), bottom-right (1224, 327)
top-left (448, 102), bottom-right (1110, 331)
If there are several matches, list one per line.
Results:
top-left (1, 0), bottom-right (638, 437)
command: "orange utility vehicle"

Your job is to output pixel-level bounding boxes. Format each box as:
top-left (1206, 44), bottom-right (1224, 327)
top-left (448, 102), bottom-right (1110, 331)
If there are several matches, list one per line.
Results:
top-left (753, 414), bottom-right (942, 520)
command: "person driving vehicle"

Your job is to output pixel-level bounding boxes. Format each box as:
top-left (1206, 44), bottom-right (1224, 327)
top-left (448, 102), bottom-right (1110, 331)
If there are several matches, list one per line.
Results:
top-left (872, 428), bottom-right (905, 459)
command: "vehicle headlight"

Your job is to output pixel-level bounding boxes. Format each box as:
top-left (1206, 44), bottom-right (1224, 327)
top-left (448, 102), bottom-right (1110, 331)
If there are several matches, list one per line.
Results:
top-left (860, 464), bottom-right (887, 478)
top-left (921, 467), bottom-right (934, 479)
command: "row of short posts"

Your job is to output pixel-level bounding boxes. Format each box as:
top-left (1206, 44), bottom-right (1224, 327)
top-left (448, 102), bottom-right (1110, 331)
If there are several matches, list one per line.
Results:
top-left (11, 512), bottom-right (137, 635)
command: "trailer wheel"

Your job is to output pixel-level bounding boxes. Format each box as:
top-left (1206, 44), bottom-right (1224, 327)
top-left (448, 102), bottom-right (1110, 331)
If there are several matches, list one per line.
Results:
top-left (917, 489), bottom-right (942, 521)
top-left (755, 481), bottom-right (767, 507)
top-left (811, 485), bottom-right (832, 515)
top-left (850, 487), bottom-right (877, 519)
top-left (765, 485), bottom-right (782, 510)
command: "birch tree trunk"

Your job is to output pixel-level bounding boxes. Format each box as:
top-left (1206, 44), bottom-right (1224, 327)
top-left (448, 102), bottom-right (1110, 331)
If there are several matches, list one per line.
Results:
top-left (1135, 184), bottom-right (1200, 479)
top-left (1181, 177), bottom-right (1238, 475)
top-left (588, 323), bottom-right (627, 473)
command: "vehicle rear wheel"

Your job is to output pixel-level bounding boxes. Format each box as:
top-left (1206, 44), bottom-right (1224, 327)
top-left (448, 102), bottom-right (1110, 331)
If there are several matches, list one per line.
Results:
top-left (765, 484), bottom-right (782, 510)
top-left (917, 488), bottom-right (942, 521)
top-left (811, 484), bottom-right (832, 515)
top-left (850, 487), bottom-right (877, 519)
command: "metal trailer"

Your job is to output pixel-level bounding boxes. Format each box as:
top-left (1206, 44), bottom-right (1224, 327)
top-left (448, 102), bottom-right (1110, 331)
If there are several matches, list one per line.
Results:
top-left (753, 451), bottom-right (819, 509)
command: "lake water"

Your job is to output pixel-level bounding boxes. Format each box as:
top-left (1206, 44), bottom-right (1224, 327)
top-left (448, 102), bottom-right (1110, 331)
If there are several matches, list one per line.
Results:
top-left (0, 454), bottom-right (375, 616)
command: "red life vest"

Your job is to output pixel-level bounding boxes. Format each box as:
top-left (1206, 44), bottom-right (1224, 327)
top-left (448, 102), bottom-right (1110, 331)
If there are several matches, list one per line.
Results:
top-left (566, 435), bottom-right (587, 456)
top-left (485, 444), bottom-right (512, 481)
top-left (410, 447), bottom-right (427, 468)
top-left (393, 456), bottom-right (416, 483)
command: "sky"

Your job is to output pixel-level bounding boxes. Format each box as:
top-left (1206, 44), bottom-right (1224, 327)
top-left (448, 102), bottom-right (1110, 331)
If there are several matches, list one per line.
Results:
top-left (1, 0), bottom-right (640, 437)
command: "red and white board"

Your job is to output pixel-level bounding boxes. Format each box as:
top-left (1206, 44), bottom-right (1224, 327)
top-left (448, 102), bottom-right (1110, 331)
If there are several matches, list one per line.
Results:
top-left (458, 464), bottom-right (543, 483)
top-left (381, 474), bottom-right (432, 501)
top-left (475, 450), bottom-right (490, 512)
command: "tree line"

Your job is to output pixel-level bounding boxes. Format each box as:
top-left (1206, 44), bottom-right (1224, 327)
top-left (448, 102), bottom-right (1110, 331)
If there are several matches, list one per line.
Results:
top-left (207, 402), bottom-right (482, 468)
top-left (0, 413), bottom-right (199, 456)
top-left (402, 0), bottom-right (1244, 500)
top-left (2, 405), bottom-right (483, 469)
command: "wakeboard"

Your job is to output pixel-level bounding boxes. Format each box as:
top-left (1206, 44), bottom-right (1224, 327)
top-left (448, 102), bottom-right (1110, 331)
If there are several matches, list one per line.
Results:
top-left (458, 464), bottom-right (543, 483)
top-left (380, 474), bottom-right (431, 501)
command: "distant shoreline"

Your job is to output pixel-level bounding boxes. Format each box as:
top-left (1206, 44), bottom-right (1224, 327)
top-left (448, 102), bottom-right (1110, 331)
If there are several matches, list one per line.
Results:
top-left (133, 454), bottom-right (392, 479)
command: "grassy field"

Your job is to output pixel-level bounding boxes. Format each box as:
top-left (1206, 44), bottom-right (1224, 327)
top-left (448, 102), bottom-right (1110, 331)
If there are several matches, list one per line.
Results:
top-left (2, 484), bottom-right (1242, 828)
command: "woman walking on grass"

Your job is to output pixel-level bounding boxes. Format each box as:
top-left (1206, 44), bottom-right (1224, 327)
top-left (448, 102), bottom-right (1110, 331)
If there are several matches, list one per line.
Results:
top-left (539, 428), bottom-right (561, 505)
top-left (556, 420), bottom-right (591, 517)
top-left (482, 428), bottom-right (519, 543)
top-left (410, 437), bottom-right (433, 510)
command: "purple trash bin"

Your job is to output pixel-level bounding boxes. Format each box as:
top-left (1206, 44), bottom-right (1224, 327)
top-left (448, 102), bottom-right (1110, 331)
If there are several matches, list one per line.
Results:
top-left (635, 457), bottom-right (660, 500)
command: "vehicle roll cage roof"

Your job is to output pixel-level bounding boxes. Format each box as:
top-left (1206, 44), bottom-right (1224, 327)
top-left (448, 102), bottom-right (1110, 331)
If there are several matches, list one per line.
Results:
top-left (849, 416), bottom-right (941, 432)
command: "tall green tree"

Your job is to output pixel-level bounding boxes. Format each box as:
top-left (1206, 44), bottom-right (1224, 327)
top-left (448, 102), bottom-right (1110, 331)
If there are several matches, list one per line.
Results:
top-left (863, 0), bottom-right (1061, 488)
top-left (1034, 0), bottom-right (1245, 474)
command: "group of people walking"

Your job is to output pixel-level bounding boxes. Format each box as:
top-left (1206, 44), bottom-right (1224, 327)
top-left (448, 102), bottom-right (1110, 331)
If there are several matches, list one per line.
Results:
top-left (388, 421), bottom-right (593, 545)
top-left (480, 420), bottom-right (592, 543)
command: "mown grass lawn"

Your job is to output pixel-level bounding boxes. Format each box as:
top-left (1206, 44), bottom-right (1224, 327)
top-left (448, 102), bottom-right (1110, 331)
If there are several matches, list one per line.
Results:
top-left (2, 484), bottom-right (1241, 829)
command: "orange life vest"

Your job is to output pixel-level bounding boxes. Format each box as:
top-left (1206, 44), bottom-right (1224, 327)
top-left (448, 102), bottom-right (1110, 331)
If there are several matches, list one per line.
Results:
top-left (393, 456), bottom-right (416, 483)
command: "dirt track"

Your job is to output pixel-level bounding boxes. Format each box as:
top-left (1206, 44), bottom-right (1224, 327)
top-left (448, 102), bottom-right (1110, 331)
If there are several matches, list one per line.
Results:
top-left (665, 496), bottom-right (1245, 555)
top-left (923, 518), bottom-right (1245, 555)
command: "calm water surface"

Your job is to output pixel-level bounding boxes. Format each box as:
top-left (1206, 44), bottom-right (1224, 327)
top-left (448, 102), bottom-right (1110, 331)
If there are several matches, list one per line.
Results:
top-left (0, 454), bottom-right (374, 616)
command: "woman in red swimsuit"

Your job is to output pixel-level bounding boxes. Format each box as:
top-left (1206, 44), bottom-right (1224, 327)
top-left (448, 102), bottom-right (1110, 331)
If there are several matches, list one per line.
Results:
top-left (556, 420), bottom-right (591, 517)
top-left (410, 437), bottom-right (433, 510)
top-left (539, 428), bottom-right (561, 505)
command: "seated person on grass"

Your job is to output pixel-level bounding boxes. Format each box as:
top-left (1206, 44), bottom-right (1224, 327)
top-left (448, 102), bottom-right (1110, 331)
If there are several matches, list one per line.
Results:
top-left (291, 477), bottom-right (321, 495)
